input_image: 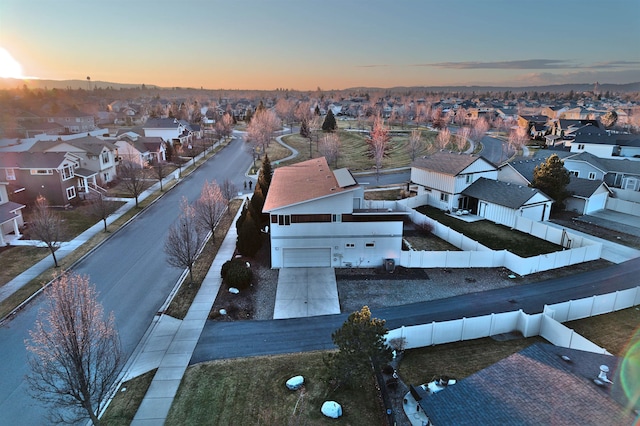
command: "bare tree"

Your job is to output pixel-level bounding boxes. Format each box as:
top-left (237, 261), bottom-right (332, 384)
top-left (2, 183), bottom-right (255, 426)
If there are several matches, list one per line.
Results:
top-left (407, 129), bottom-right (422, 161)
top-left (246, 108), bottom-right (280, 153)
top-left (456, 126), bottom-right (472, 152)
top-left (368, 114), bottom-right (389, 180)
top-left (88, 194), bottom-right (119, 232)
top-left (319, 132), bottom-right (341, 168)
top-left (25, 271), bottom-right (122, 425)
top-left (436, 127), bottom-right (452, 150)
top-left (471, 117), bottom-right (490, 142)
top-left (194, 180), bottom-right (226, 240)
top-left (152, 160), bottom-right (170, 192)
top-left (117, 160), bottom-right (147, 208)
top-left (220, 178), bottom-right (237, 206)
top-left (164, 198), bottom-right (206, 284)
top-left (29, 195), bottom-right (65, 267)
top-left (507, 126), bottom-right (529, 160)
top-left (275, 98), bottom-right (296, 132)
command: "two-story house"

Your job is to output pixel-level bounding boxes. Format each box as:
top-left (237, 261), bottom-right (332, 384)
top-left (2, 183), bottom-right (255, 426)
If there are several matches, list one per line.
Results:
top-left (571, 130), bottom-right (640, 159)
top-left (0, 181), bottom-right (26, 245)
top-left (263, 157), bottom-right (407, 269)
top-left (143, 117), bottom-right (192, 147)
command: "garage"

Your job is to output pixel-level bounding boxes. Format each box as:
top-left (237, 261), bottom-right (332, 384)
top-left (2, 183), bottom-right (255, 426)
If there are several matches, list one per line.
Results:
top-left (521, 204), bottom-right (547, 222)
top-left (283, 248), bottom-right (331, 268)
top-left (585, 191), bottom-right (608, 214)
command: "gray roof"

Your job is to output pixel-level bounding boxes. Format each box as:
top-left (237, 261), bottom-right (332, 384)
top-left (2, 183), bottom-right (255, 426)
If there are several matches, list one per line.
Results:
top-left (565, 152), bottom-right (640, 175)
top-left (30, 136), bottom-right (117, 155)
top-left (418, 343), bottom-right (636, 426)
top-left (0, 151), bottom-right (71, 169)
top-left (0, 201), bottom-right (25, 224)
top-left (143, 118), bottom-right (180, 129)
top-left (567, 176), bottom-right (609, 198)
top-left (462, 178), bottom-right (550, 208)
top-left (574, 130), bottom-right (640, 147)
top-left (412, 152), bottom-right (494, 176)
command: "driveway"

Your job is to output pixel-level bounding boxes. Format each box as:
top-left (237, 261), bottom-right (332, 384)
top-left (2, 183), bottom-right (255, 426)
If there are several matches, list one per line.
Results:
top-left (578, 210), bottom-right (640, 238)
top-left (273, 268), bottom-right (340, 319)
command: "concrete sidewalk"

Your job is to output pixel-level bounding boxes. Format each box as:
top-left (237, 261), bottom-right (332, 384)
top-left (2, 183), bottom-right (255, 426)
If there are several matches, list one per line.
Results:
top-left (129, 203), bottom-right (242, 425)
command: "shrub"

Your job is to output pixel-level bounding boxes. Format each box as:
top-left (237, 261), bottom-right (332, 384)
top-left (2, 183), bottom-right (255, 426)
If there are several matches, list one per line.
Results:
top-left (222, 258), bottom-right (253, 289)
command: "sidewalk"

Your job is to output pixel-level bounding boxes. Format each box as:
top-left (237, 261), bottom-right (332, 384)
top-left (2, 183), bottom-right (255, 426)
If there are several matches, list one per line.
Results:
top-left (129, 203), bottom-right (242, 425)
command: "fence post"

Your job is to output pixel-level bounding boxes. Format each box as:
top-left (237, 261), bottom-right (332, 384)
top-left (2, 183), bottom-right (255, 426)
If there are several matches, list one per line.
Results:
top-left (489, 313), bottom-right (495, 336)
top-left (612, 290), bottom-right (619, 312)
top-left (461, 317), bottom-right (466, 340)
top-left (431, 321), bottom-right (436, 346)
top-left (590, 295), bottom-right (596, 317)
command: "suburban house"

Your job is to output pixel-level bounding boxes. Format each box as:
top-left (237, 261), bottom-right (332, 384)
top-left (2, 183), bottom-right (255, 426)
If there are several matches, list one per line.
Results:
top-left (262, 157), bottom-right (407, 269)
top-left (564, 152), bottom-right (640, 196)
top-left (0, 151), bottom-right (84, 206)
top-left (415, 343), bottom-right (636, 425)
top-left (46, 109), bottom-right (96, 134)
top-left (111, 133), bottom-right (166, 167)
top-left (30, 136), bottom-right (118, 186)
top-left (564, 177), bottom-right (612, 215)
top-left (0, 181), bottom-right (25, 245)
top-left (143, 117), bottom-right (192, 147)
top-left (571, 129), bottom-right (640, 159)
top-left (461, 178), bottom-right (553, 226)
top-left (410, 152), bottom-right (498, 213)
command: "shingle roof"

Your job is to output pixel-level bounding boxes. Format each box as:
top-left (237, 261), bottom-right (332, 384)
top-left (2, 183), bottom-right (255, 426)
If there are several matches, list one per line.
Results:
top-left (418, 343), bottom-right (636, 426)
top-left (0, 201), bottom-right (25, 224)
top-left (462, 177), bottom-right (550, 208)
top-left (567, 176), bottom-right (609, 198)
top-left (263, 157), bottom-right (358, 212)
top-left (574, 130), bottom-right (640, 147)
top-left (411, 152), bottom-right (493, 176)
top-left (30, 136), bottom-right (117, 155)
top-left (566, 152), bottom-right (640, 175)
top-left (0, 151), bottom-right (71, 169)
top-left (143, 118), bottom-right (180, 129)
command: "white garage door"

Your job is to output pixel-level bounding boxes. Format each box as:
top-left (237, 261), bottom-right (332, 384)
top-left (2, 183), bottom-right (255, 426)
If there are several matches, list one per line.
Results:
top-left (586, 192), bottom-right (607, 214)
top-left (521, 204), bottom-right (545, 222)
top-left (283, 248), bottom-right (331, 268)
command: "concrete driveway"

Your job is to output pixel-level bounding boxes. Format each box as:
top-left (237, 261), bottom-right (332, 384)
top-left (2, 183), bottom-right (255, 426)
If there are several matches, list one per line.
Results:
top-left (273, 268), bottom-right (340, 319)
top-left (580, 210), bottom-right (640, 238)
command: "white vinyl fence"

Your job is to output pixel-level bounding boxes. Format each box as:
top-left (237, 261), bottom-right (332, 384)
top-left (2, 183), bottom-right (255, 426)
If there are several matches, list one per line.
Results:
top-left (385, 286), bottom-right (640, 355)
top-left (364, 197), bottom-right (603, 276)
top-left (606, 197), bottom-right (640, 217)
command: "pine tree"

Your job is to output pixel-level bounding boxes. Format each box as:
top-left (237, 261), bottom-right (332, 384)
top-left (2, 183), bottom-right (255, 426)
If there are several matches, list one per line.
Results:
top-left (322, 109), bottom-right (337, 132)
top-left (236, 209), bottom-right (262, 257)
top-left (314, 105), bottom-right (321, 116)
top-left (532, 154), bottom-right (570, 211)
top-left (300, 118), bottom-right (310, 139)
top-left (258, 153), bottom-right (272, 194)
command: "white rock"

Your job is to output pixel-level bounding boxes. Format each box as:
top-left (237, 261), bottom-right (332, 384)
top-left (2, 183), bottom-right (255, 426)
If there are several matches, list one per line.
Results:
top-left (286, 375), bottom-right (304, 390)
top-left (219, 309), bottom-right (227, 315)
top-left (229, 287), bottom-right (240, 294)
top-left (321, 401), bottom-right (342, 418)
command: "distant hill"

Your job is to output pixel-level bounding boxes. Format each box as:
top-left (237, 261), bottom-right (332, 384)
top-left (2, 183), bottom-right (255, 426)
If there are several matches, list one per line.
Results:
top-left (1, 77), bottom-right (639, 93)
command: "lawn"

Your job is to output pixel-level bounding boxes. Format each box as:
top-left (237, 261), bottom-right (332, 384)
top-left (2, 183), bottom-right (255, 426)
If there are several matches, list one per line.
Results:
top-left (101, 369), bottom-right (157, 426)
top-left (416, 205), bottom-right (561, 257)
top-left (0, 246), bottom-right (51, 287)
top-left (166, 351), bottom-right (386, 426)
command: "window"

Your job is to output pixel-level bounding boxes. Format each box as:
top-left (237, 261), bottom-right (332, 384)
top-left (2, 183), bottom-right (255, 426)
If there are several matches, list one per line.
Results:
top-left (31, 169), bottom-right (53, 175)
top-left (61, 165), bottom-right (74, 181)
top-left (332, 214), bottom-right (342, 222)
top-left (570, 171), bottom-right (579, 177)
top-left (5, 169), bottom-right (15, 180)
top-left (365, 242), bottom-right (375, 248)
top-left (278, 215), bottom-right (291, 226)
top-left (578, 144), bottom-right (585, 150)
top-left (588, 172), bottom-right (596, 180)
top-left (66, 186), bottom-right (76, 199)
top-left (101, 151), bottom-right (110, 164)
top-left (103, 172), bottom-right (110, 182)
top-left (440, 193), bottom-right (449, 202)
top-left (465, 174), bottom-right (473, 184)
top-left (345, 243), bottom-right (355, 248)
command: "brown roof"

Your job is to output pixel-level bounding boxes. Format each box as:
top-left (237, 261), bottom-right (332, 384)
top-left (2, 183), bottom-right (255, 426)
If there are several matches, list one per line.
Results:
top-left (411, 151), bottom-right (492, 176)
top-left (263, 157), bottom-right (357, 212)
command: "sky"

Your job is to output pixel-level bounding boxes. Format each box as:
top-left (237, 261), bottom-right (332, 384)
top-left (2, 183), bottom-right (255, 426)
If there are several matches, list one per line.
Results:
top-left (1, 0), bottom-right (639, 90)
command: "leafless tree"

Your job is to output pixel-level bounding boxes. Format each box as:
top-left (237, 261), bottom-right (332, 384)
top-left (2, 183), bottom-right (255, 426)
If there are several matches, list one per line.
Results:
top-left (117, 160), bottom-right (147, 208)
top-left (436, 127), bottom-right (452, 150)
top-left (246, 108), bottom-right (280, 153)
top-left (507, 126), bottom-right (530, 159)
top-left (319, 132), bottom-right (341, 168)
top-left (152, 160), bottom-right (170, 192)
top-left (368, 114), bottom-right (389, 180)
top-left (456, 126), bottom-right (472, 152)
top-left (454, 107), bottom-right (467, 126)
top-left (25, 271), bottom-right (122, 425)
top-left (275, 98), bottom-right (296, 132)
top-left (194, 180), bottom-right (226, 240)
top-left (294, 101), bottom-right (313, 126)
top-left (220, 178), bottom-right (237, 206)
top-left (29, 195), bottom-right (65, 267)
top-left (471, 117), bottom-right (490, 142)
top-left (88, 194), bottom-right (119, 232)
top-left (407, 129), bottom-right (422, 161)
top-left (164, 198), bottom-right (205, 284)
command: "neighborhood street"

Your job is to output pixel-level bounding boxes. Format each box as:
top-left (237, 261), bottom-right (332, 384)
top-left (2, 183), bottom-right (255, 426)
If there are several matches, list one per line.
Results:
top-left (0, 134), bottom-right (253, 425)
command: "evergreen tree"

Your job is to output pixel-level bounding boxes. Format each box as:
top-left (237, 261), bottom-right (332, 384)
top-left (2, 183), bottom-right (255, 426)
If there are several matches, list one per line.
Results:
top-left (258, 153), bottom-right (272, 195)
top-left (314, 105), bottom-right (321, 116)
top-left (300, 118), bottom-right (310, 139)
top-left (236, 210), bottom-right (262, 257)
top-left (532, 154), bottom-right (570, 211)
top-left (322, 109), bottom-right (337, 132)
top-left (326, 306), bottom-right (393, 389)
top-left (236, 198), bottom-right (250, 233)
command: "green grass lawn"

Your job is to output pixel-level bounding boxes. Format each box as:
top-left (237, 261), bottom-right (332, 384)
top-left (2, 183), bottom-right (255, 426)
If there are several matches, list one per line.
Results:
top-left (416, 205), bottom-right (561, 257)
top-left (101, 369), bottom-right (157, 426)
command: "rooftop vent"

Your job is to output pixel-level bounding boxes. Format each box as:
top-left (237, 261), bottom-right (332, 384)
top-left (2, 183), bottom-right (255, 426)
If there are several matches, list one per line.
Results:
top-left (597, 365), bottom-right (613, 384)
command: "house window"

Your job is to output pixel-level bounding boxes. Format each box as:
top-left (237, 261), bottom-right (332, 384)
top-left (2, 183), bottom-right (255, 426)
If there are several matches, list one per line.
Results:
top-left (103, 172), bottom-right (110, 182)
top-left (365, 242), bottom-right (375, 248)
top-left (578, 144), bottom-right (585, 150)
top-left (101, 151), bottom-right (110, 164)
top-left (66, 186), bottom-right (76, 200)
top-left (5, 169), bottom-right (15, 180)
top-left (332, 214), bottom-right (342, 222)
top-left (570, 171), bottom-right (579, 177)
top-left (588, 172), bottom-right (596, 180)
top-left (31, 169), bottom-right (53, 175)
top-left (278, 215), bottom-right (291, 226)
top-left (465, 174), bottom-right (473, 184)
top-left (61, 165), bottom-right (74, 181)
top-left (440, 193), bottom-right (449, 202)
top-left (345, 243), bottom-right (355, 248)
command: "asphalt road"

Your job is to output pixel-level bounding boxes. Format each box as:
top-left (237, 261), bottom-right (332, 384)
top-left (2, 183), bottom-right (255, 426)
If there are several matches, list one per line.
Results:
top-left (191, 256), bottom-right (640, 364)
top-left (479, 135), bottom-right (508, 164)
top-left (0, 133), bottom-right (253, 425)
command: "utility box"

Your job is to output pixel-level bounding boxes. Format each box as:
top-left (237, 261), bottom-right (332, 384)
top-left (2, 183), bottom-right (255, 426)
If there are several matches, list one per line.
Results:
top-left (384, 258), bottom-right (396, 273)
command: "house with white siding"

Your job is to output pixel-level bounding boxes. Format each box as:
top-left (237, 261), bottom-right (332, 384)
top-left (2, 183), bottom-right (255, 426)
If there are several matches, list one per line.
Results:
top-left (263, 157), bottom-right (407, 269)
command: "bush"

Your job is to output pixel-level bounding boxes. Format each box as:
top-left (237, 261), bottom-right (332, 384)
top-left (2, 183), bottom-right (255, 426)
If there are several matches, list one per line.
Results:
top-left (221, 258), bottom-right (253, 289)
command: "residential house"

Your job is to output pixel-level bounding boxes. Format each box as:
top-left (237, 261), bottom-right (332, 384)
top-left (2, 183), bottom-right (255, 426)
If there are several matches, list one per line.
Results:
top-left (564, 152), bottom-right (640, 196)
top-left (262, 157), bottom-right (407, 268)
top-left (143, 117), bottom-right (192, 147)
top-left (0, 181), bottom-right (25, 245)
top-left (565, 177), bottom-right (611, 215)
top-left (571, 130), bottom-right (640, 159)
top-left (416, 343), bottom-right (636, 426)
top-left (541, 105), bottom-right (568, 119)
top-left (0, 151), bottom-right (84, 206)
top-left (460, 178), bottom-right (552, 226)
top-left (30, 136), bottom-right (118, 186)
top-left (517, 114), bottom-right (549, 131)
top-left (47, 109), bottom-right (96, 134)
top-left (410, 152), bottom-right (498, 212)
top-left (113, 134), bottom-right (166, 167)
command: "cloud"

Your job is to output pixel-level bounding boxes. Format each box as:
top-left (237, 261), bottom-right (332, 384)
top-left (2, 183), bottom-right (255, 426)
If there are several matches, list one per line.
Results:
top-left (412, 59), bottom-right (640, 70)
top-left (510, 69), bottom-right (640, 85)
top-left (355, 64), bottom-right (390, 68)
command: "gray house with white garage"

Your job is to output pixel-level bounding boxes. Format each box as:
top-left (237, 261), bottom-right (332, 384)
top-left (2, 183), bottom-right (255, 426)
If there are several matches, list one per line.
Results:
top-left (263, 157), bottom-right (407, 269)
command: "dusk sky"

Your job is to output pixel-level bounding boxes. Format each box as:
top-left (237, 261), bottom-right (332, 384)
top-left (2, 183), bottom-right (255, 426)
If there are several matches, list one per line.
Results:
top-left (1, 0), bottom-right (639, 90)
